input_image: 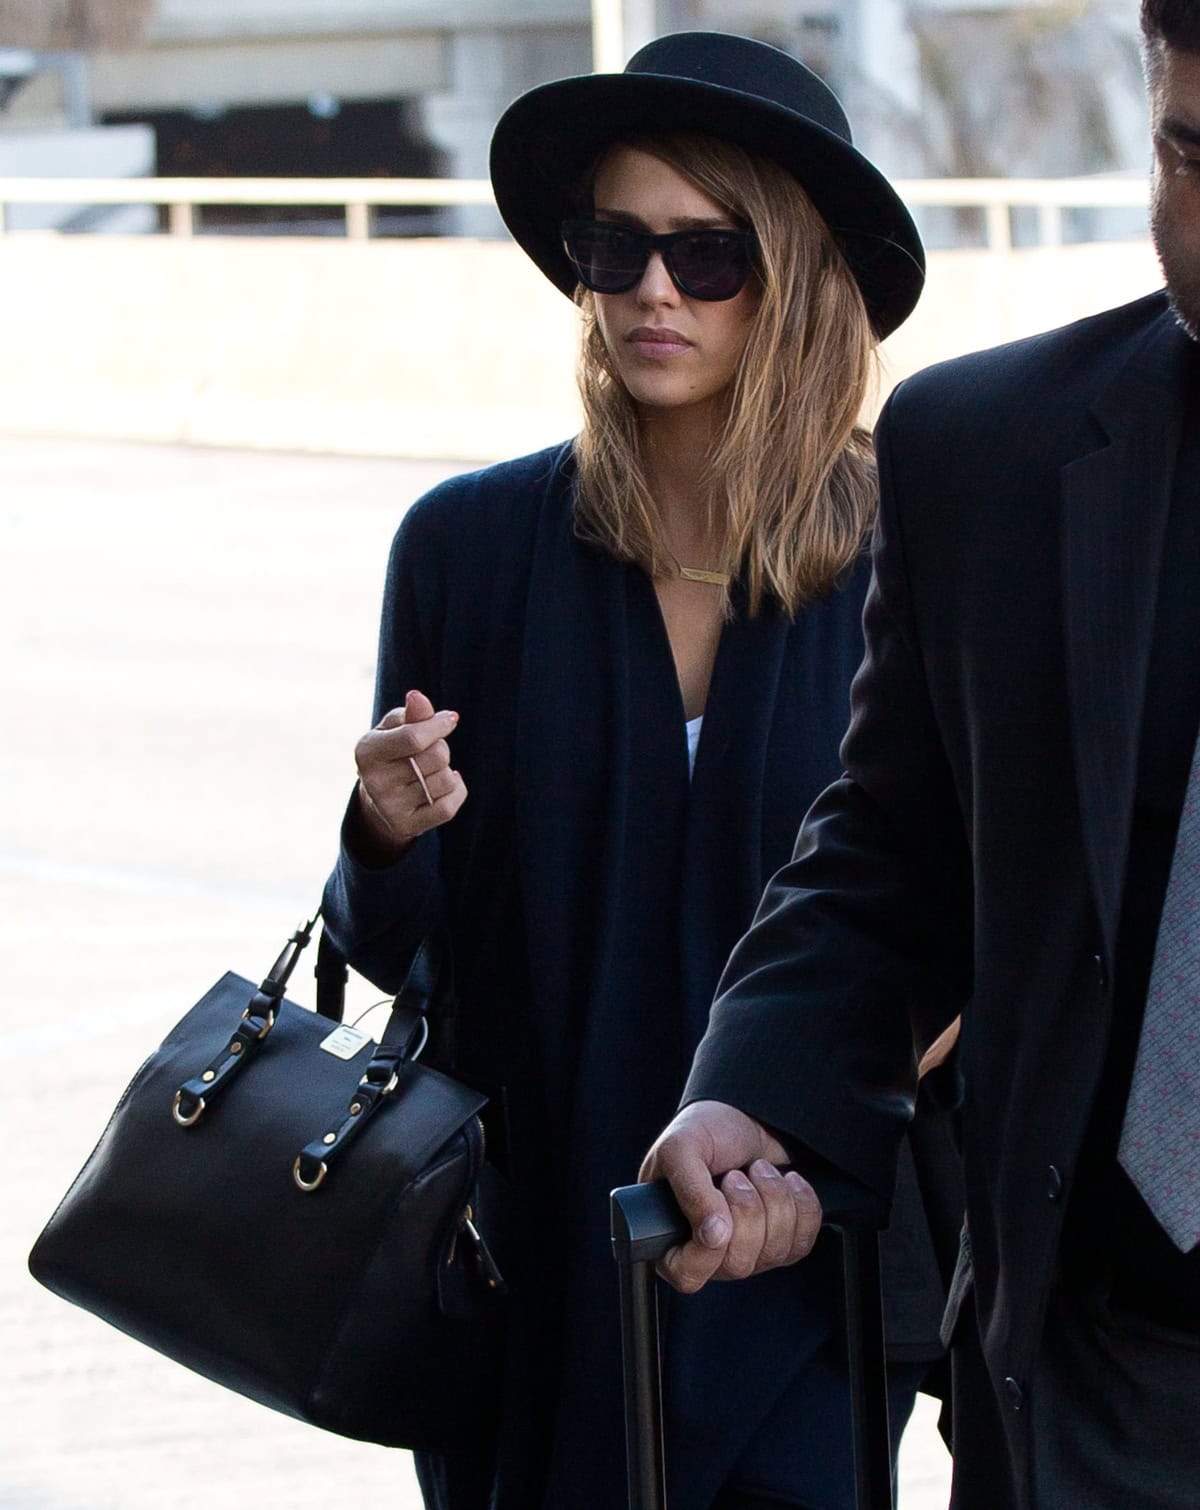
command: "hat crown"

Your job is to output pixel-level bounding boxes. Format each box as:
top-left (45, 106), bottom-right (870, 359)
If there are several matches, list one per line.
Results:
top-left (624, 31), bottom-right (852, 147)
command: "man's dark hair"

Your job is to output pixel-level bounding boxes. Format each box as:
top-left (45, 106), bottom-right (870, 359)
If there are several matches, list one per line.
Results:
top-left (1143, 0), bottom-right (1200, 78)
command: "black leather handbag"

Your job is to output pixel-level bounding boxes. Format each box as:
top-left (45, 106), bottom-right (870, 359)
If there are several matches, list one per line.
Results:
top-left (28, 913), bottom-right (510, 1453)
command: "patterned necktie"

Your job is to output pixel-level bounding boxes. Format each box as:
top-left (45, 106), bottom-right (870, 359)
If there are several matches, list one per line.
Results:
top-left (1119, 737), bottom-right (1200, 1252)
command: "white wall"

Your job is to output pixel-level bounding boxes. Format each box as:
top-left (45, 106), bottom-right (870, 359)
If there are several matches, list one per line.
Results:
top-left (0, 231), bottom-right (1163, 462)
top-left (147, 0), bottom-right (588, 40)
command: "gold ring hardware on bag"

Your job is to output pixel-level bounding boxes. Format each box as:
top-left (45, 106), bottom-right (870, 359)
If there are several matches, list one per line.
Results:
top-left (361, 1068), bottom-right (400, 1097)
top-left (240, 1006), bottom-right (276, 1040)
top-left (172, 1091), bottom-right (205, 1127)
top-left (293, 1156), bottom-right (328, 1193)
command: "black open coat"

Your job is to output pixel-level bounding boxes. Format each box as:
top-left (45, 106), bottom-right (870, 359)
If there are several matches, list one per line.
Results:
top-left (685, 292), bottom-right (1193, 1507)
top-left (323, 443), bottom-right (947, 1509)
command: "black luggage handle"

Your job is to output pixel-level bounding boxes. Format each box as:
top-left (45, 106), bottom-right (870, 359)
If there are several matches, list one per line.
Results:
top-left (611, 1179), bottom-right (894, 1510)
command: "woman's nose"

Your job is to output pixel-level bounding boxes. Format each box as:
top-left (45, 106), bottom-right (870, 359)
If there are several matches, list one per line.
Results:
top-left (636, 250), bottom-right (679, 305)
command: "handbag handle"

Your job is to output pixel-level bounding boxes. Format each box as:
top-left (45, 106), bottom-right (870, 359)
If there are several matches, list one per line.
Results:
top-left (292, 943), bottom-right (442, 1192)
top-left (172, 913), bottom-right (443, 1134)
top-left (315, 926), bottom-right (350, 1022)
top-left (171, 911), bottom-right (322, 1126)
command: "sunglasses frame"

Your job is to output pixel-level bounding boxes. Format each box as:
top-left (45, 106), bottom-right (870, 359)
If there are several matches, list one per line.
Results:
top-left (560, 218), bottom-right (758, 302)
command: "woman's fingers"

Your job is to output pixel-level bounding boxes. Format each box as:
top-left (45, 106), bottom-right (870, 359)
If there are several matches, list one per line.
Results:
top-left (352, 692), bottom-right (466, 851)
top-left (354, 767), bottom-right (467, 850)
top-left (403, 688), bottom-right (437, 723)
top-left (408, 739), bottom-right (452, 778)
top-left (408, 764), bottom-right (461, 808)
top-left (361, 709), bottom-right (459, 764)
top-left (423, 772), bottom-right (468, 824)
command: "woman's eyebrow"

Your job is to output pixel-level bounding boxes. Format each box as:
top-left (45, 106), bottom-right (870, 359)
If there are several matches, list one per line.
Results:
top-left (593, 209), bottom-right (738, 229)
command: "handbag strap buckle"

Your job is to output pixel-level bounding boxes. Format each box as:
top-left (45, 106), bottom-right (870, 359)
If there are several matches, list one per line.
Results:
top-left (240, 1003), bottom-right (277, 1041)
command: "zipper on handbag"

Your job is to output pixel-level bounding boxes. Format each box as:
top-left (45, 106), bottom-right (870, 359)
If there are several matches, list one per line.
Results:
top-left (462, 1208), bottom-right (505, 1291)
top-left (446, 1116), bottom-right (506, 1292)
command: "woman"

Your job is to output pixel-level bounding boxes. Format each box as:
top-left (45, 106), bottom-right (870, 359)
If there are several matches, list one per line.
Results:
top-left (323, 31), bottom-right (944, 1510)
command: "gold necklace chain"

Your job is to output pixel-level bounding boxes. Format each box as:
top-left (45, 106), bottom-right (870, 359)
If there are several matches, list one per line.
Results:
top-left (677, 566), bottom-right (731, 586)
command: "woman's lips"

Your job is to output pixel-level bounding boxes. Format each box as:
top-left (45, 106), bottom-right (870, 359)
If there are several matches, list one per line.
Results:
top-left (626, 326), bottom-right (693, 359)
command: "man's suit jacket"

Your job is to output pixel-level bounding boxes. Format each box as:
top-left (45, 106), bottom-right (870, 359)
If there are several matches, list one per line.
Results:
top-left (685, 289), bottom-right (1194, 1499)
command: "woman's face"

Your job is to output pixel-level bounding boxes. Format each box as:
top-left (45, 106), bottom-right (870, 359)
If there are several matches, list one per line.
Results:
top-left (589, 145), bottom-right (760, 420)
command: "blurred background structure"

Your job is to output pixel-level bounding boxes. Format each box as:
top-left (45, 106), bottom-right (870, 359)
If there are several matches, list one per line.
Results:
top-left (0, 0), bottom-right (1152, 235)
top-left (0, 0), bottom-right (1163, 460)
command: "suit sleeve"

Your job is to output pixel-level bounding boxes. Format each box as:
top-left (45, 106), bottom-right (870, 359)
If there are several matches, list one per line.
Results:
top-left (683, 391), bottom-right (973, 1203)
top-left (320, 496), bottom-right (447, 992)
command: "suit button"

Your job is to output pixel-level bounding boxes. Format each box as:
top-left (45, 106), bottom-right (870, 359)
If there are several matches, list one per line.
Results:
top-left (1093, 953), bottom-right (1108, 989)
top-left (1004, 1376), bottom-right (1025, 1411)
top-left (1047, 1165), bottom-right (1064, 1202)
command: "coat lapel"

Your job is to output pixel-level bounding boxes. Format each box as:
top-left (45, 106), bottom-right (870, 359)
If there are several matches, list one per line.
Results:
top-left (513, 459), bottom-right (630, 1135)
top-left (677, 596), bottom-right (790, 1055)
top-left (1061, 312), bottom-right (1192, 965)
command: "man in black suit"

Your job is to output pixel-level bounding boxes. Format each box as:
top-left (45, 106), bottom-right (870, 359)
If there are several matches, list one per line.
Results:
top-left (643, 3), bottom-right (1200, 1503)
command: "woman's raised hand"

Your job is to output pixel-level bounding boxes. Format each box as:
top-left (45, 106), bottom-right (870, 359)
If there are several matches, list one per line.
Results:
top-left (351, 689), bottom-right (467, 863)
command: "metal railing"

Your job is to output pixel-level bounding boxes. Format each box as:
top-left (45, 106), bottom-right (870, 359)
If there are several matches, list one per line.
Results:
top-left (895, 175), bottom-right (1150, 251)
top-left (0, 174), bottom-right (1151, 249)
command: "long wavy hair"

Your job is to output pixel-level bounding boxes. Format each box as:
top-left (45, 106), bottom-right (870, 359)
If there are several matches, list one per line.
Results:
top-left (572, 132), bottom-right (878, 617)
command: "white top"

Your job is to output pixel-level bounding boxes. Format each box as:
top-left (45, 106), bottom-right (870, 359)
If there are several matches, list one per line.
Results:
top-left (686, 715), bottom-right (703, 777)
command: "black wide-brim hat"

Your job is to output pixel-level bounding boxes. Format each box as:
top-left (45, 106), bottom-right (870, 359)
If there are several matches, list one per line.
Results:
top-left (489, 31), bottom-right (924, 339)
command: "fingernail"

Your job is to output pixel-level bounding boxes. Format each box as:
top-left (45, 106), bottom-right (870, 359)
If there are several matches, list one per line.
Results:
top-left (699, 1214), bottom-right (729, 1247)
top-left (753, 1160), bottom-right (781, 1179)
top-left (448, 711), bottom-right (459, 726)
top-left (726, 1170), bottom-right (753, 1193)
top-left (784, 1172), bottom-right (806, 1193)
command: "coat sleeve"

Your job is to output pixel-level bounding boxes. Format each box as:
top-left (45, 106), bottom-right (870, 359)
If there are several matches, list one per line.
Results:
top-left (683, 389), bottom-right (973, 1205)
top-left (320, 493), bottom-right (448, 992)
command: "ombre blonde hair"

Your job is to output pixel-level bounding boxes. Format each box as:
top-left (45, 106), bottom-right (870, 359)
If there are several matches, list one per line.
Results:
top-left (572, 132), bottom-right (878, 618)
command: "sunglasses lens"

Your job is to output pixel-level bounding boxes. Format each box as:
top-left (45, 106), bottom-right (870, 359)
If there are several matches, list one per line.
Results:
top-left (561, 221), bottom-right (754, 300)
top-left (563, 222), bottom-right (645, 293)
top-left (668, 231), bottom-right (752, 300)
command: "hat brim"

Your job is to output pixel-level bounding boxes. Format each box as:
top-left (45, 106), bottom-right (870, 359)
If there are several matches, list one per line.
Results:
top-left (490, 72), bottom-right (924, 339)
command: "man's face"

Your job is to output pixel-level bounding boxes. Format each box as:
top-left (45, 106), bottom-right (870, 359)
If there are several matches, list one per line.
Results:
top-left (1151, 43), bottom-right (1200, 338)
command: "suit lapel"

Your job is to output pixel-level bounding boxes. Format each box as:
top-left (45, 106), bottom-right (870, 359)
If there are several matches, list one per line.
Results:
top-left (1061, 313), bottom-right (1192, 964)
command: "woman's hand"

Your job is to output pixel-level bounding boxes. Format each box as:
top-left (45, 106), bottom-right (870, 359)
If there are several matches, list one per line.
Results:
top-left (350, 689), bottom-right (467, 864)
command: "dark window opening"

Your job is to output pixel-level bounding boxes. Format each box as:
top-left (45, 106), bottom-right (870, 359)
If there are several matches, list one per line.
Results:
top-left (102, 99), bottom-right (448, 236)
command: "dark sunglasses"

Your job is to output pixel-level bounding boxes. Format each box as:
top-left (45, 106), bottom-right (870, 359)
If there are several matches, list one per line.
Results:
top-left (561, 218), bottom-right (757, 301)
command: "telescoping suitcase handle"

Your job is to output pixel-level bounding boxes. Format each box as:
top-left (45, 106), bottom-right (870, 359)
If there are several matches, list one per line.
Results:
top-left (611, 1177), bottom-right (894, 1510)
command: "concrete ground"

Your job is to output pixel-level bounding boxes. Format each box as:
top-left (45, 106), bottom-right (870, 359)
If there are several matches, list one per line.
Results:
top-left (0, 435), bottom-right (952, 1509)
